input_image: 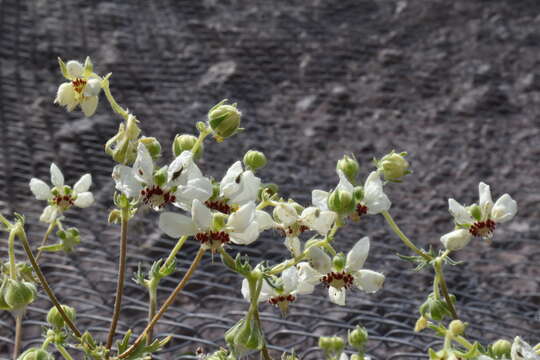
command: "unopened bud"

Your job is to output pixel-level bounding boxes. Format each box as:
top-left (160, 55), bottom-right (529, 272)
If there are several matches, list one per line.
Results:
top-left (328, 189), bottom-right (355, 216)
top-left (353, 186), bottom-right (364, 202)
top-left (47, 304), bottom-right (76, 329)
top-left (440, 229), bottom-right (471, 251)
top-left (108, 209), bottom-right (122, 224)
top-left (379, 151), bottom-right (410, 182)
top-left (448, 320), bottom-right (465, 336)
top-left (172, 134), bottom-right (203, 160)
top-left (208, 99), bottom-right (242, 140)
top-left (4, 280), bottom-right (37, 311)
top-left (491, 339), bottom-right (511, 358)
top-left (337, 154), bottom-right (359, 184)
top-left (243, 150), bottom-right (267, 171)
top-left (318, 336), bottom-right (345, 355)
top-left (17, 348), bottom-right (54, 360)
top-left (140, 137), bottom-right (161, 159)
top-left (348, 326), bottom-right (368, 350)
top-left (415, 316), bottom-right (428, 332)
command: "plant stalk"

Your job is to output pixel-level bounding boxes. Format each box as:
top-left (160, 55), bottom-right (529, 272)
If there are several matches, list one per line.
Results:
top-left (382, 210), bottom-right (431, 261)
top-left (35, 221), bottom-right (57, 261)
top-left (12, 314), bottom-right (22, 360)
top-left (434, 260), bottom-right (458, 319)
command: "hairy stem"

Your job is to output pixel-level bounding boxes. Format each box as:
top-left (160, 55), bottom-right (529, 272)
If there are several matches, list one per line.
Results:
top-left (56, 344), bottom-right (75, 360)
top-left (117, 247), bottom-right (206, 359)
top-left (12, 314), bottom-right (22, 360)
top-left (434, 260), bottom-right (458, 319)
top-left (146, 285), bottom-right (157, 345)
top-left (106, 206), bottom-right (130, 351)
top-left (16, 227), bottom-right (82, 338)
top-left (382, 210), bottom-right (432, 261)
top-left (160, 235), bottom-right (187, 272)
top-left (8, 230), bottom-right (17, 280)
top-left (35, 221), bottom-right (57, 261)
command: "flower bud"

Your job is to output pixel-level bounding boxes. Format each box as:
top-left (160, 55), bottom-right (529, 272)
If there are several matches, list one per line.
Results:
top-left (243, 150), bottom-right (267, 171)
top-left (208, 99), bottom-right (241, 140)
top-left (348, 326), bottom-right (368, 351)
top-left (448, 320), bottom-right (465, 336)
top-left (414, 316), bottom-right (428, 332)
top-left (328, 189), bottom-right (355, 216)
top-left (440, 229), bottom-right (471, 251)
top-left (108, 209), bottom-right (122, 224)
top-left (4, 280), bottom-right (37, 311)
top-left (213, 213), bottom-right (228, 231)
top-left (379, 151), bottom-right (410, 182)
top-left (337, 154), bottom-right (359, 185)
top-left (491, 339), bottom-right (511, 358)
top-left (332, 253), bottom-right (346, 272)
top-left (225, 317), bottom-right (264, 358)
top-left (47, 304), bottom-right (76, 329)
top-left (105, 114), bottom-right (141, 165)
top-left (172, 134), bottom-right (203, 160)
top-left (17, 348), bottom-right (54, 360)
top-left (140, 137), bottom-right (161, 160)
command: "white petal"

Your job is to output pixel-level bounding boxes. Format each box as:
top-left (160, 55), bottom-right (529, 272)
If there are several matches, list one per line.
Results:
top-left (363, 171), bottom-right (391, 214)
top-left (83, 78), bottom-right (101, 97)
top-left (255, 210), bottom-right (275, 231)
top-left (229, 222), bottom-right (260, 245)
top-left (336, 169), bottom-right (354, 193)
top-left (478, 182), bottom-right (493, 214)
top-left (301, 207), bottom-right (336, 235)
top-left (40, 205), bottom-right (58, 223)
top-left (282, 267), bottom-right (299, 294)
top-left (73, 174), bottom-right (92, 193)
top-left (174, 177), bottom-right (213, 209)
top-left (491, 194), bottom-right (517, 223)
top-left (81, 96), bottom-right (98, 117)
top-left (440, 229), bottom-right (471, 251)
top-left (241, 279), bottom-right (251, 301)
top-left (328, 287), bottom-right (346, 306)
top-left (167, 151), bottom-right (193, 186)
top-left (295, 276), bottom-right (315, 295)
top-left (308, 246), bottom-right (332, 274)
top-left (511, 336), bottom-right (539, 360)
top-left (73, 192), bottom-right (94, 208)
top-left (284, 237), bottom-right (302, 258)
top-left (133, 143), bottom-right (154, 184)
top-left (354, 270), bottom-right (385, 293)
top-left (297, 262), bottom-right (322, 285)
top-left (220, 161), bottom-right (243, 198)
top-left (112, 165), bottom-right (142, 198)
top-left (241, 277), bottom-right (274, 302)
top-left (54, 83), bottom-right (77, 107)
top-left (227, 201), bottom-right (255, 232)
top-left (339, 354), bottom-right (349, 360)
top-left (158, 212), bottom-right (197, 238)
top-left (29, 178), bottom-right (51, 200)
top-left (274, 203), bottom-right (299, 227)
top-left (192, 199), bottom-right (212, 231)
top-left (230, 171), bottom-right (261, 205)
top-left (346, 237), bottom-right (370, 272)
top-left (50, 163), bottom-right (64, 188)
top-left (66, 60), bottom-right (83, 78)
top-left (312, 189), bottom-right (329, 211)
top-left (448, 198), bottom-right (473, 225)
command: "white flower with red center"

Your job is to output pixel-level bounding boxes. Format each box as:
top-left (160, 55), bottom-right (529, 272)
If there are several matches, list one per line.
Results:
top-left (511, 337), bottom-right (540, 360)
top-left (204, 161), bottom-right (261, 214)
top-left (29, 163), bottom-right (94, 223)
top-left (54, 58), bottom-right (102, 117)
top-left (297, 237), bottom-right (385, 306)
top-left (112, 143), bottom-right (212, 211)
top-left (353, 171), bottom-right (391, 217)
top-left (311, 170), bottom-right (353, 213)
top-left (159, 199), bottom-right (273, 251)
top-left (240, 267), bottom-right (315, 316)
top-left (274, 202), bottom-right (337, 238)
top-left (442, 182), bottom-right (517, 249)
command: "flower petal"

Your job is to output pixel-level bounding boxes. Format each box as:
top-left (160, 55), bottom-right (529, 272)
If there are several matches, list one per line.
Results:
top-left (308, 246), bottom-right (332, 274)
top-left (312, 189), bottom-right (329, 211)
top-left (274, 203), bottom-right (299, 227)
top-left (478, 182), bottom-right (493, 215)
top-left (354, 269), bottom-right (385, 293)
top-left (282, 267), bottom-right (299, 294)
top-left (346, 237), bottom-right (370, 272)
top-left (363, 171), bottom-right (391, 214)
top-left (336, 169), bottom-right (354, 193)
top-left (73, 174), bottom-right (92, 193)
top-left (174, 177), bottom-right (213, 210)
top-left (192, 199), bottom-right (212, 231)
top-left (328, 287), bottom-right (346, 306)
top-left (81, 96), bottom-right (98, 117)
top-left (167, 151), bottom-right (193, 186)
top-left (229, 222), bottom-right (260, 245)
top-left (284, 237), bottom-right (302, 258)
top-left (255, 210), bottom-right (274, 231)
top-left (220, 161), bottom-right (243, 198)
top-left (228, 201), bottom-right (255, 232)
top-left (297, 262), bottom-right (322, 285)
top-left (29, 178), bottom-right (51, 200)
top-left (448, 198), bottom-right (473, 225)
top-left (301, 207), bottom-right (336, 235)
top-left (73, 192), bottom-right (94, 208)
top-left (133, 143), bottom-right (154, 184)
top-left (40, 205), bottom-right (58, 223)
top-left (54, 83), bottom-right (77, 107)
top-left (112, 165), bottom-right (142, 199)
top-left (230, 171), bottom-right (261, 205)
top-left (491, 194), bottom-right (517, 223)
top-left (158, 212), bottom-right (197, 238)
top-left (440, 229), bottom-right (471, 251)
top-left (83, 78), bottom-right (101, 97)
top-left (50, 163), bottom-right (64, 188)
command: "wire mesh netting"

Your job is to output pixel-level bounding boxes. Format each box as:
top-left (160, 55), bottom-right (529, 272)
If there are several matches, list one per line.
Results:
top-left (1, 0), bottom-right (539, 359)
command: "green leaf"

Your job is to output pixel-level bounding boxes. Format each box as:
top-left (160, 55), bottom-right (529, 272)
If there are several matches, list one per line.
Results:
top-left (58, 57), bottom-right (69, 79)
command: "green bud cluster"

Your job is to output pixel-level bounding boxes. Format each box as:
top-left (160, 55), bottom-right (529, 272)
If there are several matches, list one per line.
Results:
top-left (208, 99), bottom-right (242, 140)
top-left (348, 326), bottom-right (368, 351)
top-left (337, 154), bottom-right (360, 184)
top-left (378, 151), bottom-right (410, 182)
top-left (419, 293), bottom-right (456, 322)
top-left (105, 114), bottom-right (141, 165)
top-left (328, 189), bottom-right (355, 216)
top-left (224, 317), bottom-right (264, 358)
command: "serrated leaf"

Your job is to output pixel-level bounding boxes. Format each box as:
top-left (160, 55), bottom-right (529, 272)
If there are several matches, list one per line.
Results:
top-left (117, 329), bottom-right (133, 354)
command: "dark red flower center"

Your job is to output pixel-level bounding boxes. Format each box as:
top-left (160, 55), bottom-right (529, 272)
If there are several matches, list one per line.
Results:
top-left (72, 78), bottom-right (87, 94)
top-left (205, 200), bottom-right (233, 214)
top-left (140, 186), bottom-right (176, 209)
top-left (195, 231), bottom-right (230, 247)
top-left (53, 194), bottom-right (74, 209)
top-left (356, 204), bottom-right (368, 217)
top-left (268, 294), bottom-right (296, 305)
top-left (320, 271), bottom-right (354, 290)
top-left (469, 219), bottom-right (496, 237)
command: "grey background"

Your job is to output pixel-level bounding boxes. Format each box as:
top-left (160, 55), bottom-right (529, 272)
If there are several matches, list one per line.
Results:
top-left (0, 0), bottom-right (539, 359)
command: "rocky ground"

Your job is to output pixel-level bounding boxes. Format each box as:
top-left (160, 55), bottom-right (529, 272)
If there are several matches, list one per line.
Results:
top-left (0, 0), bottom-right (539, 359)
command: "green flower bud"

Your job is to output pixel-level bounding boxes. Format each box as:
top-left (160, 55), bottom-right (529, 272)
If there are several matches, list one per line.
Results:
top-left (348, 326), bottom-right (368, 351)
top-left (328, 189), bottom-right (355, 216)
top-left (243, 150), bottom-right (267, 171)
top-left (4, 279), bottom-right (37, 311)
top-left (225, 317), bottom-right (264, 358)
top-left (470, 205), bottom-right (482, 222)
top-left (337, 154), bottom-right (359, 184)
top-left (139, 137), bottom-right (161, 159)
top-left (47, 304), bottom-right (76, 329)
top-left (332, 253), bottom-right (346, 272)
top-left (208, 99), bottom-right (242, 140)
top-left (379, 151), bottom-right (410, 182)
top-left (491, 339), bottom-right (512, 359)
top-left (318, 336), bottom-right (334, 352)
top-left (17, 348), bottom-right (54, 360)
top-left (353, 186), bottom-right (364, 202)
top-left (172, 134), bottom-right (203, 160)
top-left (319, 336), bottom-right (345, 356)
top-left (108, 209), bottom-right (122, 224)
top-left (448, 320), bottom-right (465, 336)
top-left (105, 114), bottom-right (141, 165)
top-left (153, 166), bottom-right (168, 188)
top-left (414, 316), bottom-right (428, 332)
top-left (213, 213), bottom-right (228, 231)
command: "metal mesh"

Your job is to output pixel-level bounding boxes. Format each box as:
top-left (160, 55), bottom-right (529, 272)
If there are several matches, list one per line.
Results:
top-left (1, 0), bottom-right (539, 359)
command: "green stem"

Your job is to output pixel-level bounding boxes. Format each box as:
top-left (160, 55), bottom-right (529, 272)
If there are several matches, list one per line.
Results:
top-left (117, 247), bottom-right (206, 359)
top-left (268, 238), bottom-right (329, 276)
top-left (35, 221), bottom-right (57, 261)
top-left (40, 338), bottom-right (52, 350)
top-left (382, 210), bottom-right (431, 261)
top-left (146, 284), bottom-right (157, 345)
top-left (12, 314), bottom-right (22, 360)
top-left (248, 276), bottom-right (272, 360)
top-left (106, 205), bottom-right (130, 351)
top-left (56, 344), bottom-right (75, 360)
top-left (191, 129), bottom-right (210, 156)
top-left (101, 78), bottom-right (129, 120)
top-left (160, 235), bottom-right (187, 272)
top-left (16, 226), bottom-right (82, 338)
top-left (8, 230), bottom-right (17, 280)
top-left (433, 260), bottom-right (458, 319)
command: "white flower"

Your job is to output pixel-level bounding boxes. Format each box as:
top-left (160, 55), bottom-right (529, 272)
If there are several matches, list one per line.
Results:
top-left (54, 59), bottom-right (102, 117)
top-left (241, 267), bottom-right (314, 316)
top-left (112, 143), bottom-right (212, 211)
top-left (312, 169), bottom-right (354, 212)
top-left (447, 182), bottom-right (517, 241)
top-left (297, 237), bottom-right (384, 306)
top-left (440, 229), bottom-right (471, 251)
top-left (159, 199), bottom-right (270, 250)
top-left (274, 202), bottom-right (337, 238)
top-left (511, 337), bottom-right (540, 360)
top-left (29, 163), bottom-right (94, 223)
top-left (355, 171), bottom-right (391, 217)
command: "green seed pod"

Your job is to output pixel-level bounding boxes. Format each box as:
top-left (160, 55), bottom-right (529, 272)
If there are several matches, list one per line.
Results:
top-left (47, 304), bottom-right (76, 329)
top-left (172, 134), bottom-right (203, 160)
top-left (208, 100), bottom-right (242, 140)
top-left (337, 154), bottom-right (359, 185)
top-left (353, 186), bottom-right (364, 202)
top-left (153, 166), bottom-right (168, 188)
top-left (348, 326), bottom-right (369, 350)
top-left (17, 348), bottom-right (54, 360)
top-left (139, 137), bottom-right (161, 160)
top-left (448, 320), bottom-right (465, 336)
top-left (4, 280), bottom-right (37, 311)
top-left (491, 339), bottom-right (512, 359)
top-left (470, 204), bottom-right (482, 222)
top-left (332, 253), bottom-right (346, 272)
top-left (243, 150), bottom-right (267, 171)
top-left (328, 189), bottom-right (355, 216)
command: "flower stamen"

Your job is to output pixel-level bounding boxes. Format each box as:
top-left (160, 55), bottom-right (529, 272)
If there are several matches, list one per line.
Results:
top-left (320, 271), bottom-right (354, 290)
top-left (356, 204), bottom-right (368, 217)
top-left (469, 219), bottom-right (496, 238)
top-left (140, 186), bottom-right (176, 209)
top-left (204, 200), bottom-right (234, 214)
top-left (71, 78), bottom-right (87, 94)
